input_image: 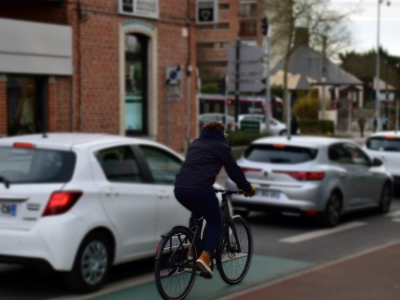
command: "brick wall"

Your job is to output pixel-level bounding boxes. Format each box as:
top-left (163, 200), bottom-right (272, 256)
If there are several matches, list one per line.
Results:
top-left (0, 0), bottom-right (198, 152)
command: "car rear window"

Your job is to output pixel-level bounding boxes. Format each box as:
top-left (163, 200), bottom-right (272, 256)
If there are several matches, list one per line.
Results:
top-left (366, 137), bottom-right (400, 152)
top-left (244, 144), bottom-right (318, 164)
top-left (0, 147), bottom-right (76, 184)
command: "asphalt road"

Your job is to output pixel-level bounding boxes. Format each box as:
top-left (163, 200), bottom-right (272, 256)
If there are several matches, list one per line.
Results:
top-left (1, 192), bottom-right (400, 300)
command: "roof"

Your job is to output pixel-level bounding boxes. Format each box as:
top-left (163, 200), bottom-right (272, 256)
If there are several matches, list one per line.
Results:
top-left (252, 136), bottom-right (347, 147)
top-left (373, 78), bottom-right (397, 91)
top-left (0, 133), bottom-right (158, 150)
top-left (270, 45), bottom-right (363, 89)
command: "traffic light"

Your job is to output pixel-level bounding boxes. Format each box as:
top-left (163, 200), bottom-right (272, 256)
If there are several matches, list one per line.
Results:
top-left (217, 76), bottom-right (226, 94)
top-left (261, 17), bottom-right (269, 36)
top-left (332, 101), bottom-right (341, 109)
top-left (349, 104), bottom-right (354, 110)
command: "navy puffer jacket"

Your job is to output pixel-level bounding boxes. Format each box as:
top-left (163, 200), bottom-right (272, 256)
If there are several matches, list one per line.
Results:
top-left (175, 128), bottom-right (251, 192)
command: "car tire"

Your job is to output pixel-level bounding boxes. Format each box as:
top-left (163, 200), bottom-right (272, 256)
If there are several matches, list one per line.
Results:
top-left (318, 191), bottom-right (341, 228)
top-left (64, 232), bottom-right (111, 293)
top-left (233, 209), bottom-right (249, 219)
top-left (279, 130), bottom-right (287, 136)
top-left (377, 183), bottom-right (392, 214)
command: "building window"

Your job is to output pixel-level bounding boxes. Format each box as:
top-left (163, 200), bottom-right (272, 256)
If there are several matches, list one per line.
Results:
top-left (239, 21), bottom-right (258, 37)
top-left (6, 77), bottom-right (47, 136)
top-left (219, 3), bottom-right (229, 10)
top-left (239, 2), bottom-right (258, 18)
top-left (125, 34), bottom-right (148, 136)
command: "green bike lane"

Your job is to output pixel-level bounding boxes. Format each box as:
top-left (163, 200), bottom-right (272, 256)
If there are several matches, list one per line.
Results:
top-left (89, 255), bottom-right (313, 300)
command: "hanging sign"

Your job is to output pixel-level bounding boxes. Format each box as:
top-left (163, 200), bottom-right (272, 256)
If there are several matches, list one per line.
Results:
top-left (196, 0), bottom-right (218, 24)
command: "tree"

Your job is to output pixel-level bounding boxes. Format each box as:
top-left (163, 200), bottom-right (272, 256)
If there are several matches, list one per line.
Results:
top-left (264, 0), bottom-right (357, 119)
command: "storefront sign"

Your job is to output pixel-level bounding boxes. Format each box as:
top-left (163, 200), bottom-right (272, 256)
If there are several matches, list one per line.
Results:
top-left (196, 0), bottom-right (218, 24)
top-left (118, 0), bottom-right (159, 19)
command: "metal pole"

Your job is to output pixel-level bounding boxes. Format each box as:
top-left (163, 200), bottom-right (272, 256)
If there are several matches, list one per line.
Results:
top-left (224, 76), bottom-right (228, 129)
top-left (287, 92), bottom-right (291, 140)
top-left (348, 105), bottom-right (352, 133)
top-left (375, 0), bottom-right (381, 132)
top-left (396, 101), bottom-right (399, 133)
top-left (186, 67), bottom-right (191, 151)
top-left (235, 39), bottom-right (240, 127)
top-left (166, 95), bottom-right (170, 146)
top-left (265, 33), bottom-right (271, 133)
top-left (321, 36), bottom-right (327, 120)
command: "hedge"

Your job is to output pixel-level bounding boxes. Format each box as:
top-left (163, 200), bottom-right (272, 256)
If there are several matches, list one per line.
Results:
top-left (225, 130), bottom-right (271, 147)
top-left (298, 119), bottom-right (335, 136)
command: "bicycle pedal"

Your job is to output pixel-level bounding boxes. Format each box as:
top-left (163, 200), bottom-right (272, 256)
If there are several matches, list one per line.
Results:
top-left (199, 272), bottom-right (213, 279)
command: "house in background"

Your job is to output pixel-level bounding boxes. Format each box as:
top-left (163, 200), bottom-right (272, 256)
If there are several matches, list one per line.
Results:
top-left (270, 27), bottom-right (364, 108)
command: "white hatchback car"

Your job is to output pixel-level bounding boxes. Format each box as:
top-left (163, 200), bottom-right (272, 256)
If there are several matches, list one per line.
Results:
top-left (0, 133), bottom-right (203, 292)
top-left (363, 131), bottom-right (400, 197)
top-left (237, 114), bottom-right (287, 136)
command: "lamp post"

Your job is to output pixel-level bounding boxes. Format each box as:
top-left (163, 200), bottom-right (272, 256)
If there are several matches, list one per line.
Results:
top-left (375, 0), bottom-right (391, 132)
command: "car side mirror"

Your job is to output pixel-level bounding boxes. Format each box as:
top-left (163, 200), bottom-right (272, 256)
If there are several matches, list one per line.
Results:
top-left (372, 158), bottom-right (383, 167)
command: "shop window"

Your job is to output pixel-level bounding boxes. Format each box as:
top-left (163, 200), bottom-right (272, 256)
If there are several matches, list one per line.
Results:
top-left (6, 77), bottom-right (47, 136)
top-left (125, 34), bottom-right (148, 136)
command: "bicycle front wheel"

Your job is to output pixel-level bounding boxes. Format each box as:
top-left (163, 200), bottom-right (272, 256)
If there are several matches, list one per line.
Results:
top-left (155, 227), bottom-right (197, 300)
top-left (216, 216), bottom-right (253, 284)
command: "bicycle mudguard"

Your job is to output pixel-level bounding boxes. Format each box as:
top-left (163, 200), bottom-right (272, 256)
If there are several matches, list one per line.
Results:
top-left (155, 226), bottom-right (193, 260)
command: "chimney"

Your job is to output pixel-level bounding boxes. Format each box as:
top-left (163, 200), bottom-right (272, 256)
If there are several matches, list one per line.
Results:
top-left (293, 27), bottom-right (309, 48)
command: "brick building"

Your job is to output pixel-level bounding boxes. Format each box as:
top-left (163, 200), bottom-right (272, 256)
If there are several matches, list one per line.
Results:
top-left (0, 0), bottom-right (197, 152)
top-left (196, 0), bottom-right (264, 82)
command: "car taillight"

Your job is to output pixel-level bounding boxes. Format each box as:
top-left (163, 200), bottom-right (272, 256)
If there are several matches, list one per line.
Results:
top-left (42, 191), bottom-right (83, 217)
top-left (241, 167), bottom-right (262, 173)
top-left (273, 171), bottom-right (325, 181)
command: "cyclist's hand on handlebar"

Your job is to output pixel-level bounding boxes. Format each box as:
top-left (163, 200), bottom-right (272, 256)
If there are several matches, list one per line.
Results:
top-left (243, 186), bottom-right (256, 197)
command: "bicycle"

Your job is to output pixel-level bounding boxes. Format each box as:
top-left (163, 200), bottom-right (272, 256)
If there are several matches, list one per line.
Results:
top-left (154, 189), bottom-right (253, 300)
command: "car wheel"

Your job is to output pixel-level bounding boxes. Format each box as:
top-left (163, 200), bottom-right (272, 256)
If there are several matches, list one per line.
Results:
top-left (318, 192), bottom-right (341, 227)
top-left (64, 232), bottom-right (111, 293)
top-left (377, 183), bottom-right (392, 214)
top-left (233, 209), bottom-right (249, 219)
top-left (279, 130), bottom-right (287, 136)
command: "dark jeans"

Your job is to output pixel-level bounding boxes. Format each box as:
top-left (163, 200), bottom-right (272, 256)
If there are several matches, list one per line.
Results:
top-left (174, 188), bottom-right (222, 254)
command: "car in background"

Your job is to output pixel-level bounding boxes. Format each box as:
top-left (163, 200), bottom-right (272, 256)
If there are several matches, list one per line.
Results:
top-left (237, 114), bottom-right (287, 135)
top-left (363, 132), bottom-right (400, 197)
top-left (199, 113), bottom-right (237, 130)
top-left (0, 133), bottom-right (222, 293)
top-left (227, 136), bottom-right (392, 227)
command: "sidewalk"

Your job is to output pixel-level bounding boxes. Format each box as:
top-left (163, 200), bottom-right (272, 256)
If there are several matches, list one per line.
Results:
top-left (224, 241), bottom-right (400, 300)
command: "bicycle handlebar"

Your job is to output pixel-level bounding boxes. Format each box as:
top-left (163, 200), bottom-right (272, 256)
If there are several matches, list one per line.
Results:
top-left (214, 189), bottom-right (244, 195)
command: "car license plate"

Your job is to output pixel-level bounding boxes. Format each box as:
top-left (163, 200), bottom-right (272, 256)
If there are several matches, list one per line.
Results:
top-left (0, 203), bottom-right (17, 217)
top-left (260, 190), bottom-right (281, 199)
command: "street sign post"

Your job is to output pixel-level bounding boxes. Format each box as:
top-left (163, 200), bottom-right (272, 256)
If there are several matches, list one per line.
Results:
top-left (227, 41), bottom-right (266, 124)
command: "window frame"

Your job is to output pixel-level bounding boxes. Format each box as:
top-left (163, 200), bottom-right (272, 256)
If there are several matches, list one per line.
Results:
top-left (344, 143), bottom-right (372, 167)
top-left (133, 144), bottom-right (183, 185)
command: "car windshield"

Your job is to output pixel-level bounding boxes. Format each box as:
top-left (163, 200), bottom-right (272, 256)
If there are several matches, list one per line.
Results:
top-left (366, 137), bottom-right (400, 152)
top-left (0, 147), bottom-right (76, 184)
top-left (245, 144), bottom-right (318, 164)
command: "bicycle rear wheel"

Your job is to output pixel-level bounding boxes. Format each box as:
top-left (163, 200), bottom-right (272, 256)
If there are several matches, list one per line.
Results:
top-left (155, 227), bottom-right (197, 300)
top-left (216, 216), bottom-right (253, 284)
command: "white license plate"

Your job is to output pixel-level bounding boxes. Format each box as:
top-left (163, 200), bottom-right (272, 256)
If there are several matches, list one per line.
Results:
top-left (0, 203), bottom-right (17, 217)
top-left (260, 190), bottom-right (281, 199)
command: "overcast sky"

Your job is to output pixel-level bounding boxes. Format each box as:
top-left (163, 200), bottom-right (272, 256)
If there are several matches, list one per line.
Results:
top-left (331, 0), bottom-right (400, 57)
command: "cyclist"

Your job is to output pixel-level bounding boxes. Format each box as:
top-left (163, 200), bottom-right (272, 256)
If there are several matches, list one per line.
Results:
top-left (174, 121), bottom-right (256, 278)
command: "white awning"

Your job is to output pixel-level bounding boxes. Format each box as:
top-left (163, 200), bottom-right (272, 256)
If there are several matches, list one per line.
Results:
top-left (0, 18), bottom-right (72, 75)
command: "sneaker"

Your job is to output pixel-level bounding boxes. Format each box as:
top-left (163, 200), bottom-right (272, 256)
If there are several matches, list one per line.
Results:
top-left (196, 252), bottom-right (213, 277)
top-left (188, 249), bottom-right (194, 260)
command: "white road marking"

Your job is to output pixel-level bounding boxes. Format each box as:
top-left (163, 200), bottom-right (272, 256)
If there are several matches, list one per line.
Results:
top-left (385, 210), bottom-right (400, 218)
top-left (392, 218), bottom-right (400, 223)
top-left (279, 222), bottom-right (367, 244)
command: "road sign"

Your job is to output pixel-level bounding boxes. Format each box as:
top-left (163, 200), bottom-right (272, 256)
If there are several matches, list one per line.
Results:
top-left (228, 73), bottom-right (264, 82)
top-left (227, 62), bottom-right (265, 75)
top-left (227, 81), bottom-right (265, 93)
top-left (228, 45), bottom-right (264, 62)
